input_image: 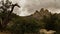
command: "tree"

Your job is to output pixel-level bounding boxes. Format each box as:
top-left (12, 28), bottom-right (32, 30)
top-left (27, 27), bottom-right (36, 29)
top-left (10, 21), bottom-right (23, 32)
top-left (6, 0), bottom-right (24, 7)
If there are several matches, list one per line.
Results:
top-left (0, 0), bottom-right (20, 31)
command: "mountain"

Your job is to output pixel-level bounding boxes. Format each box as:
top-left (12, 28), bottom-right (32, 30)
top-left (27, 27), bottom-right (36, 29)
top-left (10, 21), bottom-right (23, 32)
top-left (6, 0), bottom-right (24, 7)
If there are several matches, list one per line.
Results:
top-left (22, 8), bottom-right (51, 21)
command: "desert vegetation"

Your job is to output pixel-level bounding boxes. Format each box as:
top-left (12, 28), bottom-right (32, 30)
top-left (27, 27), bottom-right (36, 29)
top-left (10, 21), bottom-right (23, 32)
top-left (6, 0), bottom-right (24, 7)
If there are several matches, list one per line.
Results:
top-left (0, 0), bottom-right (60, 34)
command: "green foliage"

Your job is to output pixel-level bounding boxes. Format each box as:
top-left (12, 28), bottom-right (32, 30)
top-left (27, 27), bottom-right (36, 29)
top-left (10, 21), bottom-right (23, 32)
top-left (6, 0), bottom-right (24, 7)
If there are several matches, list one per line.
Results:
top-left (6, 16), bottom-right (40, 34)
top-left (5, 9), bottom-right (60, 34)
top-left (4, 12), bottom-right (46, 34)
top-left (0, 0), bottom-right (60, 34)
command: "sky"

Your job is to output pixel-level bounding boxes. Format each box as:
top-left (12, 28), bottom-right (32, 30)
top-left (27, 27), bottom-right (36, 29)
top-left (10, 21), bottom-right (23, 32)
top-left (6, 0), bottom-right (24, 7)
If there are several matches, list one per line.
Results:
top-left (0, 0), bottom-right (60, 16)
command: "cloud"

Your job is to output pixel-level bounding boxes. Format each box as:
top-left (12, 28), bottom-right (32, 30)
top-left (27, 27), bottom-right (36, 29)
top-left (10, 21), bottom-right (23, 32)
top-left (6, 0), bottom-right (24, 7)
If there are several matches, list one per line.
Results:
top-left (18, 0), bottom-right (60, 16)
top-left (1, 0), bottom-right (60, 16)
